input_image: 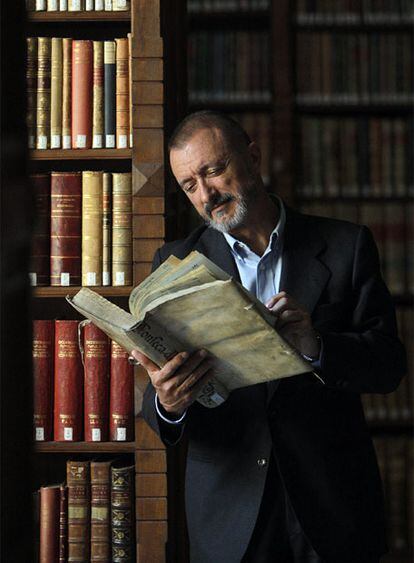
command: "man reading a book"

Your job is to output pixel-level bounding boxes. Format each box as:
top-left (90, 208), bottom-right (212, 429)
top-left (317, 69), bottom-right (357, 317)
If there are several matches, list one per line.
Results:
top-left (132, 111), bottom-right (406, 563)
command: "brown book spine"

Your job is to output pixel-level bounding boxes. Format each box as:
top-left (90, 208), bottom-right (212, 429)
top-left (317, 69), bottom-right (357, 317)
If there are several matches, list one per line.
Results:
top-left (112, 173), bottom-right (132, 286)
top-left (102, 173), bottom-right (112, 286)
top-left (36, 37), bottom-right (51, 149)
top-left (84, 323), bottom-right (109, 442)
top-left (127, 33), bottom-right (132, 148)
top-left (111, 464), bottom-right (135, 562)
top-left (115, 38), bottom-right (129, 149)
top-left (109, 341), bottom-right (134, 441)
top-left (54, 320), bottom-right (83, 441)
top-left (33, 320), bottom-right (54, 441)
top-left (92, 41), bottom-right (104, 148)
top-left (67, 460), bottom-right (90, 562)
top-left (50, 172), bottom-right (82, 286)
top-left (72, 40), bottom-right (93, 149)
top-left (50, 37), bottom-right (63, 148)
top-left (90, 461), bottom-right (112, 563)
top-left (40, 485), bottom-right (61, 563)
top-left (27, 37), bottom-right (38, 149)
top-left (82, 171), bottom-right (103, 286)
top-left (62, 38), bottom-right (72, 149)
top-left (59, 484), bottom-right (68, 563)
top-left (30, 173), bottom-right (50, 287)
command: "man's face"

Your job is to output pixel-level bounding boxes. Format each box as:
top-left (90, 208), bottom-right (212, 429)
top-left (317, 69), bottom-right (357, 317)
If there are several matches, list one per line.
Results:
top-left (170, 127), bottom-right (260, 233)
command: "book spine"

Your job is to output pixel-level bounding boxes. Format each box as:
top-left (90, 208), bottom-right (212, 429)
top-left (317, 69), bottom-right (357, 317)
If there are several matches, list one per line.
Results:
top-left (36, 37), bottom-right (51, 150)
top-left (111, 464), bottom-right (135, 562)
top-left (109, 341), bottom-right (134, 441)
top-left (104, 41), bottom-right (116, 148)
top-left (54, 320), bottom-right (83, 441)
top-left (112, 0), bottom-right (129, 11)
top-left (92, 41), bottom-right (104, 149)
top-left (84, 323), bottom-right (110, 442)
top-left (62, 38), bottom-right (72, 149)
top-left (50, 172), bottom-right (82, 286)
top-left (90, 461), bottom-right (112, 563)
top-left (59, 0), bottom-right (68, 9)
top-left (127, 33), bottom-right (133, 148)
top-left (50, 38), bottom-right (63, 149)
top-left (27, 37), bottom-right (38, 149)
top-left (35, 0), bottom-right (46, 9)
top-left (59, 484), bottom-right (68, 563)
top-left (72, 40), bottom-right (93, 149)
top-left (67, 460), bottom-right (90, 562)
top-left (33, 320), bottom-right (54, 442)
top-left (115, 38), bottom-right (129, 149)
top-left (47, 0), bottom-right (58, 8)
top-left (102, 172), bottom-right (112, 286)
top-left (30, 173), bottom-right (50, 286)
top-left (33, 490), bottom-right (40, 563)
top-left (112, 173), bottom-right (132, 286)
top-left (82, 171), bottom-right (103, 286)
top-left (40, 485), bottom-right (61, 563)
top-left (68, 0), bottom-right (83, 10)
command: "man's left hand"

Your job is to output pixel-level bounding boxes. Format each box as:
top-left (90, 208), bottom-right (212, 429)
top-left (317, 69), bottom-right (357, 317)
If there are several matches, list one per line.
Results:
top-left (266, 291), bottom-right (320, 360)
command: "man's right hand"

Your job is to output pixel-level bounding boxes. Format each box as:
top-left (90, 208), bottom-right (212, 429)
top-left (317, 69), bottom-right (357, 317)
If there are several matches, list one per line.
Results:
top-left (130, 349), bottom-right (214, 416)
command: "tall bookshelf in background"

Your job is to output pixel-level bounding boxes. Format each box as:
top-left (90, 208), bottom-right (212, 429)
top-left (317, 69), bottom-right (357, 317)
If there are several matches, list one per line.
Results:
top-left (26, 1), bottom-right (179, 560)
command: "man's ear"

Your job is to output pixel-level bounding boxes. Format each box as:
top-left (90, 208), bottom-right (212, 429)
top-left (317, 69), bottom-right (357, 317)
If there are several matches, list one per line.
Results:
top-left (247, 141), bottom-right (261, 173)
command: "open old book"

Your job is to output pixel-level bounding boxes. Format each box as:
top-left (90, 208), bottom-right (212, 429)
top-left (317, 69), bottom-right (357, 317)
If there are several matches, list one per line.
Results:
top-left (67, 251), bottom-right (311, 408)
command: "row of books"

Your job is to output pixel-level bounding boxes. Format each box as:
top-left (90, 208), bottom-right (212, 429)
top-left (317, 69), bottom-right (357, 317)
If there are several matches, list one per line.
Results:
top-left (188, 31), bottom-right (271, 103)
top-left (28, 0), bottom-right (129, 10)
top-left (27, 36), bottom-right (132, 150)
top-left (298, 117), bottom-right (414, 198)
top-left (34, 460), bottom-right (134, 562)
top-left (33, 320), bottom-right (134, 442)
top-left (296, 0), bottom-right (414, 24)
top-left (363, 308), bottom-right (413, 423)
top-left (233, 113), bottom-right (272, 185)
top-left (188, 0), bottom-right (269, 11)
top-left (300, 201), bottom-right (414, 296)
top-left (30, 171), bottom-right (132, 287)
top-left (296, 33), bottom-right (413, 104)
top-left (373, 436), bottom-right (413, 554)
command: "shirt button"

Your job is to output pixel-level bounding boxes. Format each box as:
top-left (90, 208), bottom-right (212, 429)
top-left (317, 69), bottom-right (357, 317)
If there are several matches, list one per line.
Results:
top-left (257, 458), bottom-right (267, 467)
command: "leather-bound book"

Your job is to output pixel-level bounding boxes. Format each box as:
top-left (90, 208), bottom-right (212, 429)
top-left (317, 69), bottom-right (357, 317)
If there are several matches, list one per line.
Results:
top-left (59, 484), bottom-right (68, 563)
top-left (72, 40), bottom-right (93, 149)
top-left (62, 38), bottom-right (72, 149)
top-left (115, 38), bottom-right (129, 149)
top-left (127, 33), bottom-right (132, 148)
top-left (33, 490), bottom-right (40, 563)
top-left (68, 0), bottom-right (83, 12)
top-left (112, 0), bottom-right (130, 11)
top-left (104, 41), bottom-right (116, 148)
top-left (109, 341), bottom-right (134, 441)
top-left (50, 38), bottom-right (63, 149)
top-left (33, 320), bottom-right (54, 441)
top-left (27, 37), bottom-right (37, 149)
top-left (82, 171), bottom-right (103, 286)
top-left (50, 172), bottom-right (82, 286)
top-left (102, 173), bottom-right (112, 286)
top-left (40, 485), bottom-right (61, 563)
top-left (92, 41), bottom-right (104, 148)
top-left (83, 322), bottom-right (109, 441)
top-left (112, 173), bottom-right (132, 286)
top-left (54, 320), bottom-right (83, 441)
top-left (67, 460), bottom-right (90, 562)
top-left (36, 37), bottom-right (51, 149)
top-left (30, 173), bottom-right (50, 287)
top-left (111, 463), bottom-right (135, 562)
top-left (90, 460), bottom-right (112, 562)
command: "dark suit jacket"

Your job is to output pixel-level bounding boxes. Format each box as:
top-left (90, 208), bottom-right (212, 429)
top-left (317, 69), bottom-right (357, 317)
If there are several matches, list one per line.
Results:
top-left (142, 208), bottom-right (406, 563)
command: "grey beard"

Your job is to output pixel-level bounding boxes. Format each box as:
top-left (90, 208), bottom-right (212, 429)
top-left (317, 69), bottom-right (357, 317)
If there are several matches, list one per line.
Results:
top-left (205, 197), bottom-right (248, 233)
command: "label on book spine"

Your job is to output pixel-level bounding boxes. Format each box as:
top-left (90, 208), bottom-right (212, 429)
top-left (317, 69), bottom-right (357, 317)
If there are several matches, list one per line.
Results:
top-left (95, 0), bottom-right (104, 8)
top-left (93, 134), bottom-right (103, 148)
top-left (48, 0), bottom-right (58, 10)
top-left (68, 0), bottom-right (81, 9)
top-left (62, 135), bottom-right (71, 149)
top-left (116, 428), bottom-right (126, 441)
top-left (117, 135), bottom-right (127, 148)
top-left (59, 0), bottom-right (67, 9)
top-left (29, 273), bottom-right (37, 286)
top-left (64, 427), bottom-right (73, 440)
top-left (86, 272), bottom-right (97, 285)
top-left (35, 427), bottom-right (45, 441)
top-left (76, 135), bottom-right (86, 148)
top-left (51, 134), bottom-right (61, 148)
top-left (85, 0), bottom-right (93, 9)
top-left (116, 0), bottom-right (127, 7)
top-left (28, 135), bottom-right (35, 149)
top-left (104, 0), bottom-right (112, 9)
top-left (105, 135), bottom-right (115, 148)
top-left (37, 135), bottom-right (47, 149)
top-left (61, 273), bottom-right (70, 285)
top-left (92, 428), bottom-right (101, 441)
top-left (103, 272), bottom-right (110, 286)
top-left (36, 0), bottom-right (46, 9)
top-left (115, 272), bottom-right (125, 285)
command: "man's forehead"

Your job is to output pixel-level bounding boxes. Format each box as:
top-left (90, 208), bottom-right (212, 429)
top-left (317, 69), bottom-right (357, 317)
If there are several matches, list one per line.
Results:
top-left (170, 128), bottom-right (228, 170)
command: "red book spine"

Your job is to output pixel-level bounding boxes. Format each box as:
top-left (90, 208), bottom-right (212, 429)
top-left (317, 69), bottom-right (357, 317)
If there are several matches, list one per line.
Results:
top-left (30, 174), bottom-right (50, 286)
top-left (59, 484), bottom-right (68, 563)
top-left (33, 320), bottom-right (54, 442)
top-left (50, 172), bottom-right (82, 287)
top-left (72, 40), bottom-right (93, 149)
top-left (109, 341), bottom-right (134, 441)
top-left (84, 323), bottom-right (110, 442)
top-left (54, 320), bottom-right (83, 441)
top-left (40, 485), bottom-right (61, 563)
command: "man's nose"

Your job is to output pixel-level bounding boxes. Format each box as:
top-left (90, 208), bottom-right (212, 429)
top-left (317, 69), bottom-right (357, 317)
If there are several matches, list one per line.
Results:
top-left (198, 177), bottom-right (217, 203)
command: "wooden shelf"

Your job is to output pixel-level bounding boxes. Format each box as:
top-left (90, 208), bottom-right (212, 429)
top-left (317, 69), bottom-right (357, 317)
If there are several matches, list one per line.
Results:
top-left (30, 148), bottom-right (132, 160)
top-left (33, 286), bottom-right (132, 298)
top-left (27, 11), bottom-right (130, 22)
top-left (34, 441), bottom-right (136, 453)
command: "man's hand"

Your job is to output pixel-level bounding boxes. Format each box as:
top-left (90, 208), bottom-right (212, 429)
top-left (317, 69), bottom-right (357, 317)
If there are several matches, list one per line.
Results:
top-left (266, 292), bottom-right (320, 359)
top-left (131, 349), bottom-right (214, 416)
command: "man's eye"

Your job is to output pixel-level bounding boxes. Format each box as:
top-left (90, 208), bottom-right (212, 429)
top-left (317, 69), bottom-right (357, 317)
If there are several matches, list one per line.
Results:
top-left (207, 166), bottom-right (224, 176)
top-left (183, 183), bottom-right (196, 194)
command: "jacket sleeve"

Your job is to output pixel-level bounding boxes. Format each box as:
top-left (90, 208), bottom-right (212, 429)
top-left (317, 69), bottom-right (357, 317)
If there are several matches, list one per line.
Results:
top-left (318, 225), bottom-right (406, 393)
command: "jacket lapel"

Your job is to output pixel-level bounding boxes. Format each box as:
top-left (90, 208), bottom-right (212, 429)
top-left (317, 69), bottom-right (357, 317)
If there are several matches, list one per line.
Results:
top-left (194, 227), bottom-right (241, 282)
